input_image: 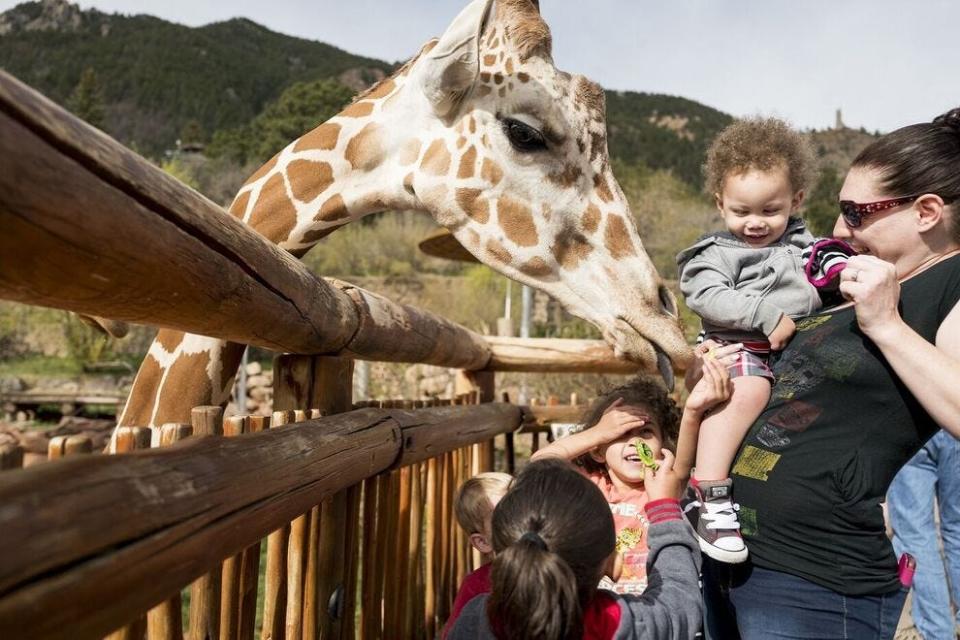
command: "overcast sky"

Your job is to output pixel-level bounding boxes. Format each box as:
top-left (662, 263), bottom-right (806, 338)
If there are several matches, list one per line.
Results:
top-left (4, 0), bottom-right (957, 132)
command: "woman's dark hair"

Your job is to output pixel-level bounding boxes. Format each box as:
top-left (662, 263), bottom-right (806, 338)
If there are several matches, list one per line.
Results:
top-left (575, 375), bottom-right (682, 474)
top-left (852, 107), bottom-right (960, 242)
top-left (487, 458), bottom-right (615, 640)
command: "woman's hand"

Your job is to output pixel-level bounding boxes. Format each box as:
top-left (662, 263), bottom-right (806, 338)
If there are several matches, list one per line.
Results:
top-left (838, 255), bottom-right (904, 340)
top-left (684, 340), bottom-right (743, 391)
top-left (685, 356), bottom-right (732, 416)
top-left (643, 449), bottom-right (682, 501)
top-left (592, 398), bottom-right (650, 444)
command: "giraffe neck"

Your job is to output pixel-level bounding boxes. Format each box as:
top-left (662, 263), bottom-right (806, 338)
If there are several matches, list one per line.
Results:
top-left (118, 48), bottom-right (439, 435)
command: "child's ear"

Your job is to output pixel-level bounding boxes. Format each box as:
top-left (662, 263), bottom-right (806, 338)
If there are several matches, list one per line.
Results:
top-left (792, 189), bottom-right (806, 211)
top-left (714, 193), bottom-right (724, 213)
top-left (469, 532), bottom-right (494, 555)
top-left (588, 448), bottom-right (606, 465)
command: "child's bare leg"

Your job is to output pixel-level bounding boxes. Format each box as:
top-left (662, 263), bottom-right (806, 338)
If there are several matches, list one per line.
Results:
top-left (694, 375), bottom-right (771, 481)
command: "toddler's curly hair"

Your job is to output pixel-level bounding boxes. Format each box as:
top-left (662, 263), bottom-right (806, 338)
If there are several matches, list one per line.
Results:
top-left (704, 117), bottom-right (816, 196)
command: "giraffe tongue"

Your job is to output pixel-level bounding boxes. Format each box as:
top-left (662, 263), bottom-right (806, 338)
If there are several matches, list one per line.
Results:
top-left (654, 345), bottom-right (675, 392)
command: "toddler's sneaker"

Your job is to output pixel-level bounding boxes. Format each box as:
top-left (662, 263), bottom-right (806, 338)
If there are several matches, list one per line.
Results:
top-left (681, 478), bottom-right (748, 564)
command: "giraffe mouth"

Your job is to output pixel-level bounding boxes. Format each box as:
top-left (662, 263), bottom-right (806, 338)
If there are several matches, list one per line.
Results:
top-left (615, 317), bottom-right (678, 391)
top-left (653, 344), bottom-right (675, 392)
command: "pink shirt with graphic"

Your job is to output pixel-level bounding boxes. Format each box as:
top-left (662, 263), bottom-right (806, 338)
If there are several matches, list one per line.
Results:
top-left (584, 469), bottom-right (650, 594)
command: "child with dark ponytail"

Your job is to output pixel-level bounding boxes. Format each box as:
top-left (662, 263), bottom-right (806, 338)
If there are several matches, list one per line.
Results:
top-left (447, 456), bottom-right (703, 639)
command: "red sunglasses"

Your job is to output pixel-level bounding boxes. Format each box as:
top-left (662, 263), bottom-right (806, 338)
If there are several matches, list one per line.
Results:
top-left (838, 195), bottom-right (920, 228)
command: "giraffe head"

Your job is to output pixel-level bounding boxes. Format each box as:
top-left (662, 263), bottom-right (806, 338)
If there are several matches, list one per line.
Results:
top-left (233, 0), bottom-right (691, 383)
top-left (407, 0), bottom-right (691, 380)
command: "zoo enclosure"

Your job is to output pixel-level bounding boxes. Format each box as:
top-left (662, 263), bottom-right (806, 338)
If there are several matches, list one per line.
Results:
top-left (0, 69), bottom-right (665, 639)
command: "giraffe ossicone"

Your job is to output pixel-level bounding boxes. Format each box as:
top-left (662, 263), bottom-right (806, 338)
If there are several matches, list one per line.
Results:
top-left (117, 0), bottom-right (691, 441)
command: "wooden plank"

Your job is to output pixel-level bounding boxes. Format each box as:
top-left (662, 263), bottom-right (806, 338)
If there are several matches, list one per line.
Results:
top-left (484, 337), bottom-right (656, 373)
top-left (333, 281), bottom-right (489, 371)
top-left (390, 403), bottom-right (522, 467)
top-left (359, 477), bottom-right (380, 639)
top-left (0, 409), bottom-right (401, 640)
top-left (0, 73), bottom-right (358, 356)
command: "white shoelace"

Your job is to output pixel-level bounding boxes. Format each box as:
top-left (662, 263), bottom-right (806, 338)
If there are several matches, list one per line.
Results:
top-left (702, 500), bottom-right (741, 531)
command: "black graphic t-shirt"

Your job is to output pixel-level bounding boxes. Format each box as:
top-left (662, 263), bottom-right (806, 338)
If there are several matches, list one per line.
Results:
top-left (731, 253), bottom-right (960, 596)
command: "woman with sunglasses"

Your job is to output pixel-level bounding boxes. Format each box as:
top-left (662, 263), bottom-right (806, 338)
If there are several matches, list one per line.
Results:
top-left (694, 108), bottom-right (960, 640)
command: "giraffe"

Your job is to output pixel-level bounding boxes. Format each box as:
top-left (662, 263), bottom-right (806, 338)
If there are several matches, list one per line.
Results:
top-left (116, 0), bottom-right (691, 440)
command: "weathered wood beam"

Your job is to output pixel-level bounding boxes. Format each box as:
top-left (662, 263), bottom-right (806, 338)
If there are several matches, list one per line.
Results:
top-left (483, 336), bottom-right (652, 373)
top-left (0, 403), bottom-right (520, 640)
top-left (0, 70), bottom-right (491, 370)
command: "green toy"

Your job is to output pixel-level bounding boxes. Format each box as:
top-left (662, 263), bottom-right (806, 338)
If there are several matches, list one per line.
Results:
top-left (633, 439), bottom-right (659, 471)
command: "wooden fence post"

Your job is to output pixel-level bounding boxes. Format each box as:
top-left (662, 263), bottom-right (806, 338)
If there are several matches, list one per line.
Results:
top-left (148, 423), bottom-right (192, 640)
top-left (0, 443), bottom-right (23, 471)
top-left (106, 426), bottom-right (151, 640)
top-left (189, 407), bottom-right (224, 640)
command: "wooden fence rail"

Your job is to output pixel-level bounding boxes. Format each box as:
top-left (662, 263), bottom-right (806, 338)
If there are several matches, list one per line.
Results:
top-left (0, 402), bottom-right (521, 640)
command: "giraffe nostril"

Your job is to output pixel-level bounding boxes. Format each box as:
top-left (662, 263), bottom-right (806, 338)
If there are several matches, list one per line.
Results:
top-left (658, 285), bottom-right (677, 318)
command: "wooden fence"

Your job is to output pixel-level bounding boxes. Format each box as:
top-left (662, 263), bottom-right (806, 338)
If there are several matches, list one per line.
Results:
top-left (0, 69), bottom-right (665, 639)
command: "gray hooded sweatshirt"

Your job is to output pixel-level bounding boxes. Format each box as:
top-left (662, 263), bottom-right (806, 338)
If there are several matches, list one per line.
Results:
top-left (675, 217), bottom-right (821, 343)
top-left (447, 520), bottom-right (702, 640)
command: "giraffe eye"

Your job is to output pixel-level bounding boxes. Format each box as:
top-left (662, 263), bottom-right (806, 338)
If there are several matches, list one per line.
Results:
top-left (502, 118), bottom-right (547, 152)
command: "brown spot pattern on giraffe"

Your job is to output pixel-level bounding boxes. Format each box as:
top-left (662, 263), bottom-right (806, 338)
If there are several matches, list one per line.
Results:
top-left (476, 85), bottom-right (493, 98)
top-left (505, 58), bottom-right (514, 74)
top-left (359, 78), bottom-right (395, 101)
top-left (518, 72), bottom-right (530, 83)
top-left (294, 123), bottom-right (341, 152)
top-left (318, 194), bottom-right (350, 222)
top-left (484, 54), bottom-right (497, 67)
top-left (420, 139), bottom-right (452, 176)
top-left (340, 100), bottom-right (375, 118)
top-left (465, 228), bottom-right (481, 248)
top-left (120, 351), bottom-right (164, 426)
top-left (582, 204), bottom-right (601, 233)
top-left (594, 173), bottom-right (614, 202)
top-left (286, 159), bottom-right (334, 202)
top-left (485, 238), bottom-right (512, 264)
top-left (155, 350), bottom-right (213, 426)
top-left (458, 145), bottom-right (478, 179)
top-left (249, 173), bottom-right (298, 243)
top-left (605, 214), bottom-right (638, 259)
top-left (551, 226), bottom-right (594, 270)
top-left (300, 222), bottom-right (346, 244)
top-left (519, 257), bottom-right (553, 278)
top-left (345, 123), bottom-right (385, 171)
top-left (228, 190), bottom-right (250, 220)
top-left (157, 329), bottom-right (185, 353)
top-left (456, 188), bottom-right (490, 223)
top-left (548, 163), bottom-right (582, 187)
top-left (498, 196), bottom-right (539, 247)
top-left (481, 158), bottom-right (503, 185)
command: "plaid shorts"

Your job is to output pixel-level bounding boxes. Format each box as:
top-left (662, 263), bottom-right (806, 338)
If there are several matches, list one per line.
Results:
top-left (703, 335), bottom-right (775, 382)
top-left (727, 349), bottom-right (774, 382)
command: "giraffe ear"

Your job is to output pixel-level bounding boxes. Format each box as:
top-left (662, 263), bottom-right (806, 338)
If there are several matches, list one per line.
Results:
top-left (418, 0), bottom-right (495, 120)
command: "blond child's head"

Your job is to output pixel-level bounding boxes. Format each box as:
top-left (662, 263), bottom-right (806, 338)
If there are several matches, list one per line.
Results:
top-left (704, 117), bottom-right (817, 248)
top-left (454, 472), bottom-right (513, 556)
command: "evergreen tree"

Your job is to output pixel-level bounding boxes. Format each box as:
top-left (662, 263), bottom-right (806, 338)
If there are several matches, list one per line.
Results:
top-left (208, 79), bottom-right (355, 165)
top-left (804, 166), bottom-right (843, 236)
top-left (67, 67), bottom-right (106, 129)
